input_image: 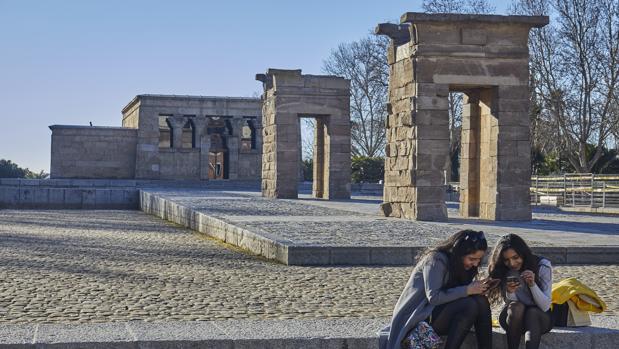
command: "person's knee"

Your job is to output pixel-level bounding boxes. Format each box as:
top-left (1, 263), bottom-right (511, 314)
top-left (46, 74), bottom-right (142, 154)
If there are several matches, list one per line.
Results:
top-left (524, 307), bottom-right (545, 325)
top-left (471, 295), bottom-right (491, 315)
top-left (473, 295), bottom-right (490, 309)
top-left (459, 296), bottom-right (479, 317)
top-left (507, 301), bottom-right (526, 318)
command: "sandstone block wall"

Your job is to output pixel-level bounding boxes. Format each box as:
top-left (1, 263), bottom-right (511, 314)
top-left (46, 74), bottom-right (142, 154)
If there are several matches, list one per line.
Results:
top-left (49, 126), bottom-right (137, 179)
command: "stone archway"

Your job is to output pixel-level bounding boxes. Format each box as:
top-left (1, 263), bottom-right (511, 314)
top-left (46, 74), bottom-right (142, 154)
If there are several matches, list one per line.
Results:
top-left (377, 12), bottom-right (548, 221)
top-left (256, 69), bottom-right (351, 200)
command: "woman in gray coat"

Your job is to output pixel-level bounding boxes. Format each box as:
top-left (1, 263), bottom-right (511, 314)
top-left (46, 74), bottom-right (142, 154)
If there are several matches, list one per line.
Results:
top-left (387, 230), bottom-right (493, 349)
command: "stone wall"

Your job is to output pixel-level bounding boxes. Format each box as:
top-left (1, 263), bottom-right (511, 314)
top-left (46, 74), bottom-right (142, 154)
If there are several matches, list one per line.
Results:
top-left (50, 125), bottom-right (137, 179)
top-left (0, 179), bottom-right (139, 209)
top-left (158, 149), bottom-right (201, 180)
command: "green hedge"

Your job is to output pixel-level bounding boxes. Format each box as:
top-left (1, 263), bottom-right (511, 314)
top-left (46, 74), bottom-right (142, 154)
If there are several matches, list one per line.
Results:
top-left (351, 156), bottom-right (384, 183)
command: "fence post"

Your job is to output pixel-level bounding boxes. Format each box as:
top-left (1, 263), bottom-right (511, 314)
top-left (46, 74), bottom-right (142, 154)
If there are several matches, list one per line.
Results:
top-left (602, 181), bottom-right (606, 208)
top-left (591, 174), bottom-right (595, 208)
top-left (572, 181), bottom-right (575, 206)
top-left (563, 174), bottom-right (567, 206)
top-left (534, 176), bottom-right (539, 205)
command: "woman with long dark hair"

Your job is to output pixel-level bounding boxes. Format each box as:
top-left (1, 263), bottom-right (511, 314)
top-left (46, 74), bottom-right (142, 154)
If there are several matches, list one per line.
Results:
top-left (386, 229), bottom-right (493, 349)
top-left (487, 234), bottom-right (553, 349)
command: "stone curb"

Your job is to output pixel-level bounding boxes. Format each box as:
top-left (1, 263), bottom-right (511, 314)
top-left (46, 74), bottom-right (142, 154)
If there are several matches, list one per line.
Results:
top-left (379, 315), bottom-right (619, 349)
top-left (1, 317), bottom-right (617, 349)
top-left (140, 190), bottom-right (619, 266)
top-left (0, 318), bottom-right (384, 349)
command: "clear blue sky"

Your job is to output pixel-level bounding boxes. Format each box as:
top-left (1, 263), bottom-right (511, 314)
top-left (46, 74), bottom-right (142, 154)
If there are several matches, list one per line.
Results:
top-left (0, 0), bottom-right (510, 172)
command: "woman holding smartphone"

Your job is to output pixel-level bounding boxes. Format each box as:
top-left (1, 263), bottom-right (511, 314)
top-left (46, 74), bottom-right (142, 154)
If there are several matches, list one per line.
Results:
top-left (487, 234), bottom-right (553, 349)
top-left (386, 230), bottom-right (494, 349)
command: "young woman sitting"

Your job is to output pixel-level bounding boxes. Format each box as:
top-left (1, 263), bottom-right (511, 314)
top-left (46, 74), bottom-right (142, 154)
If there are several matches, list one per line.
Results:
top-left (386, 229), bottom-right (493, 349)
top-left (488, 234), bottom-right (553, 349)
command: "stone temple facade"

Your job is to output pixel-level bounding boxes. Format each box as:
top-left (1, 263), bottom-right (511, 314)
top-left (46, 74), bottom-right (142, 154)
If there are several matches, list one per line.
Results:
top-left (377, 12), bottom-right (548, 221)
top-left (50, 95), bottom-right (262, 181)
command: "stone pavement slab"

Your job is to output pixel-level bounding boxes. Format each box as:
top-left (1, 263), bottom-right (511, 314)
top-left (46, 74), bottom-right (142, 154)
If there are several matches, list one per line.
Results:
top-left (141, 188), bottom-right (619, 265)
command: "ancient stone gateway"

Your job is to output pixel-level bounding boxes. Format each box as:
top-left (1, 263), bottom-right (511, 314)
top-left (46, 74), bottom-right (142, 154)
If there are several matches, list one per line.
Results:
top-left (256, 69), bottom-right (351, 199)
top-left (377, 13), bottom-right (548, 221)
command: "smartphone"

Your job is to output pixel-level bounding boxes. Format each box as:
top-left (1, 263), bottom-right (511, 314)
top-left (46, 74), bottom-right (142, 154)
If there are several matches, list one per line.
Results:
top-left (506, 276), bottom-right (520, 284)
top-left (483, 278), bottom-right (501, 289)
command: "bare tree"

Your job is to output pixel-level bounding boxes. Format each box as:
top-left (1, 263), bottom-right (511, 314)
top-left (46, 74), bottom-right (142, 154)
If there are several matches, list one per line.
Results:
top-left (323, 35), bottom-right (389, 157)
top-left (301, 118), bottom-right (315, 161)
top-left (513, 0), bottom-right (619, 172)
top-left (423, 0), bottom-right (496, 14)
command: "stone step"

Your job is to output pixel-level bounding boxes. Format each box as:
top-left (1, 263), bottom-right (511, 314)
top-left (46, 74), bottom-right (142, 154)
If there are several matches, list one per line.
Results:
top-left (378, 315), bottom-right (619, 349)
top-left (1, 317), bottom-right (616, 349)
top-left (0, 318), bottom-right (382, 349)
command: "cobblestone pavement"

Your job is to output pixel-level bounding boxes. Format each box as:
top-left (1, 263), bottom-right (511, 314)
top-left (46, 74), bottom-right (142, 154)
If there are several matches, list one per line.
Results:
top-left (0, 210), bottom-right (617, 324)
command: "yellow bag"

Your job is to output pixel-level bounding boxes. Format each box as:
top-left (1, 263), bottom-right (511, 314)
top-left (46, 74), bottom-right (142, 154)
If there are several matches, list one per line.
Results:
top-left (551, 277), bottom-right (606, 313)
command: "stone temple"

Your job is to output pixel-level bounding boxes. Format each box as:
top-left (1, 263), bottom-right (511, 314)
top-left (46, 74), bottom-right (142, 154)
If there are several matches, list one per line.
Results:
top-left (50, 95), bottom-right (262, 181)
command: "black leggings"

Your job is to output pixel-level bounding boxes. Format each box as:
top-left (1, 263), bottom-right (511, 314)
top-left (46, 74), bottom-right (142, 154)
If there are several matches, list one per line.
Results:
top-left (499, 302), bottom-right (553, 349)
top-left (431, 295), bottom-right (492, 349)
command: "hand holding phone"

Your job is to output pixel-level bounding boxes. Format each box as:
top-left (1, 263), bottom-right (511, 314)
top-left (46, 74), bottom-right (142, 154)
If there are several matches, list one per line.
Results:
top-left (505, 275), bottom-right (521, 293)
top-left (482, 278), bottom-right (501, 291)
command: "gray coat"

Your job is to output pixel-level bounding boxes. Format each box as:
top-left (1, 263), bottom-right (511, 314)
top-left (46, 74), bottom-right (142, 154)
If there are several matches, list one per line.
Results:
top-left (386, 252), bottom-right (469, 349)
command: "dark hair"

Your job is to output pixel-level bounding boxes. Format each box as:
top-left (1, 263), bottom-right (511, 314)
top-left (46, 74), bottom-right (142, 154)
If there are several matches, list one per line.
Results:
top-left (487, 234), bottom-right (541, 305)
top-left (419, 229), bottom-right (488, 288)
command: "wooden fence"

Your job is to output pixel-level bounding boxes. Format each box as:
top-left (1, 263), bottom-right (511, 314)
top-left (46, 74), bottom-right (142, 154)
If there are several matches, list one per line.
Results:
top-left (531, 174), bottom-right (619, 208)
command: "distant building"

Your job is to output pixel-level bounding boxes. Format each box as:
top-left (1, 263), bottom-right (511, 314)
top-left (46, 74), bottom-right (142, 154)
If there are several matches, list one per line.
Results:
top-left (50, 94), bottom-right (262, 180)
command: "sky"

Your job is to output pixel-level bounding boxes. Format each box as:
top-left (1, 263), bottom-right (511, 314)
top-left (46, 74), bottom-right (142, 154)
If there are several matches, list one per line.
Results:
top-left (0, 0), bottom-right (511, 172)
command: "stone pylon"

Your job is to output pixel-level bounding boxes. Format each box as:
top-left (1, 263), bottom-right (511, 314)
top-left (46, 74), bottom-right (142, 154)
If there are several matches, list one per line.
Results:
top-left (256, 69), bottom-right (351, 200)
top-left (377, 12), bottom-right (548, 221)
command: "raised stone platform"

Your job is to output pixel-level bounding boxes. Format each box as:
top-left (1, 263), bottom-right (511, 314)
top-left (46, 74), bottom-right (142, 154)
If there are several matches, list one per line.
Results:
top-left (1, 316), bottom-right (617, 349)
top-left (140, 188), bottom-right (619, 265)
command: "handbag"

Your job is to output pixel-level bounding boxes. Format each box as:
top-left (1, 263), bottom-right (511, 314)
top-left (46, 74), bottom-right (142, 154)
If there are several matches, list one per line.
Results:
top-left (552, 300), bottom-right (592, 327)
top-left (401, 321), bottom-right (442, 349)
top-left (567, 300), bottom-right (591, 326)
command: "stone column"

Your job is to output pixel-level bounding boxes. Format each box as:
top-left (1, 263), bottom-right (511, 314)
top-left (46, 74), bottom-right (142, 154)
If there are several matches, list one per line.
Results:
top-left (192, 117), bottom-right (210, 181)
top-left (167, 115), bottom-right (186, 149)
top-left (460, 91), bottom-right (481, 218)
top-left (410, 83), bottom-right (450, 221)
top-left (254, 119), bottom-right (263, 153)
top-left (324, 115), bottom-right (351, 200)
top-left (494, 85), bottom-right (532, 220)
top-left (312, 118), bottom-right (325, 198)
top-left (227, 118), bottom-right (243, 180)
top-left (134, 108), bottom-right (161, 179)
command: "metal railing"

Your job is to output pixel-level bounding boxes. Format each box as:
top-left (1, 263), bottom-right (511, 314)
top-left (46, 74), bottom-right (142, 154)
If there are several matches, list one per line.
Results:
top-left (531, 174), bottom-right (619, 208)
